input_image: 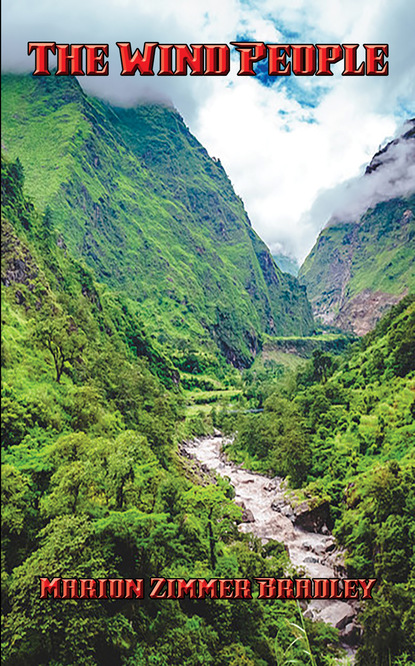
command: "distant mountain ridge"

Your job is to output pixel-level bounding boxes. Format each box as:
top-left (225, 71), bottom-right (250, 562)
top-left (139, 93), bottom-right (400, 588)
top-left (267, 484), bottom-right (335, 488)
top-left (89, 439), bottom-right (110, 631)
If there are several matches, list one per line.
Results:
top-left (299, 120), bottom-right (415, 335)
top-left (1, 73), bottom-right (313, 367)
top-left (272, 253), bottom-right (299, 277)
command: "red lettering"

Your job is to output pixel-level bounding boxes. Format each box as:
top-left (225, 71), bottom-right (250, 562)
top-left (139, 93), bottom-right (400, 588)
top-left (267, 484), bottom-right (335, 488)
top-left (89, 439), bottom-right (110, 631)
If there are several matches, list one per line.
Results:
top-left (219, 579), bottom-right (234, 599)
top-left (97, 579), bottom-right (108, 599)
top-left (205, 45), bottom-right (230, 75)
top-left (28, 42), bottom-right (56, 75)
top-left (40, 577), bottom-right (61, 599)
top-left (158, 45), bottom-right (174, 76)
top-left (344, 579), bottom-right (359, 600)
top-left (359, 578), bottom-right (377, 599)
top-left (314, 578), bottom-right (330, 599)
top-left (330, 579), bottom-right (344, 599)
top-left (56, 44), bottom-right (84, 76)
top-left (79, 579), bottom-right (97, 599)
top-left (234, 578), bottom-right (252, 599)
top-left (342, 44), bottom-right (365, 75)
top-left (295, 579), bottom-right (312, 598)
top-left (117, 42), bottom-right (158, 76)
top-left (166, 579), bottom-right (176, 599)
top-left (198, 579), bottom-right (218, 599)
top-left (231, 41), bottom-right (267, 75)
top-left (176, 579), bottom-right (197, 599)
top-left (278, 578), bottom-right (295, 599)
top-left (267, 45), bottom-right (291, 75)
top-left (365, 44), bottom-right (388, 75)
top-left (62, 579), bottom-right (79, 599)
top-left (316, 44), bottom-right (343, 75)
top-left (85, 45), bottom-right (108, 75)
top-left (174, 44), bottom-right (204, 75)
top-left (255, 578), bottom-right (276, 599)
top-left (109, 579), bottom-right (125, 599)
top-left (150, 577), bottom-right (166, 599)
top-left (125, 579), bottom-right (144, 599)
top-left (292, 45), bottom-right (316, 75)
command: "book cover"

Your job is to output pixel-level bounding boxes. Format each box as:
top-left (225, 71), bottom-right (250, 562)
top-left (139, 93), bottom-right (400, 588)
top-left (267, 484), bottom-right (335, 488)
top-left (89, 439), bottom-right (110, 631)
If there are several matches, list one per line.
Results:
top-left (1, 2), bottom-right (414, 665)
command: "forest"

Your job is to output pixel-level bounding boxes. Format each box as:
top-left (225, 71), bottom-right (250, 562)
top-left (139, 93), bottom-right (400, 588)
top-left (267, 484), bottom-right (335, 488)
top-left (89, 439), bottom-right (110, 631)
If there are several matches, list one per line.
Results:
top-left (1, 121), bottom-right (414, 664)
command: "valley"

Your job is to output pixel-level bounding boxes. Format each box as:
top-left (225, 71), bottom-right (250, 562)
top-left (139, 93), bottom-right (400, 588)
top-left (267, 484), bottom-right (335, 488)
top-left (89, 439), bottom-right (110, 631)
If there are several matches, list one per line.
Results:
top-left (182, 434), bottom-right (359, 655)
top-left (1, 73), bottom-right (414, 666)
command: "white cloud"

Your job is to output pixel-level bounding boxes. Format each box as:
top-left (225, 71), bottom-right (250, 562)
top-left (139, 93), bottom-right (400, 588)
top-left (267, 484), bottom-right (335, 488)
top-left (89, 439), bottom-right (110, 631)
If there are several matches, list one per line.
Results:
top-left (321, 121), bottom-right (415, 225)
top-left (2, 0), bottom-right (414, 263)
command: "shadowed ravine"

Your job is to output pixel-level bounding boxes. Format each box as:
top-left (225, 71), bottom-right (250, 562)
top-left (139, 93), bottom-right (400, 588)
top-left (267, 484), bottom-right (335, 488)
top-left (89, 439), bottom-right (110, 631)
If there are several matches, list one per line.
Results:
top-left (182, 433), bottom-right (359, 662)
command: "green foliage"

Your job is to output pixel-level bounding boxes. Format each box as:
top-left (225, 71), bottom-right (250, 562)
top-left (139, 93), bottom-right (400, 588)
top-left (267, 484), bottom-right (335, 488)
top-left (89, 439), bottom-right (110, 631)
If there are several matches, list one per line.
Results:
top-left (300, 186), bottom-right (415, 329)
top-left (34, 311), bottom-right (87, 382)
top-left (232, 296), bottom-right (415, 664)
top-left (1, 73), bottom-right (313, 370)
top-left (1, 146), bottom-right (338, 665)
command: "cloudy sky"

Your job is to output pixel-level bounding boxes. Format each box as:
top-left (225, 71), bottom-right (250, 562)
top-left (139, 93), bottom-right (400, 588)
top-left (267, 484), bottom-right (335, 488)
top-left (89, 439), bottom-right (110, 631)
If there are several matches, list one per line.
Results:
top-left (2, 0), bottom-right (415, 263)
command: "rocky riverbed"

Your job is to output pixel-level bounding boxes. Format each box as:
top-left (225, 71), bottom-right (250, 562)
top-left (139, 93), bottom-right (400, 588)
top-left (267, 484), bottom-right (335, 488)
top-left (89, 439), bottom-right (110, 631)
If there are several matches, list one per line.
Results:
top-left (181, 433), bottom-right (360, 660)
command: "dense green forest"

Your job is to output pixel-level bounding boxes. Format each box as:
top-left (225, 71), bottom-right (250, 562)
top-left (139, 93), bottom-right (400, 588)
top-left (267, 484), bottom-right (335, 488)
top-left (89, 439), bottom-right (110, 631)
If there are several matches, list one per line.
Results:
top-left (2, 155), bottom-right (344, 664)
top-left (222, 296), bottom-right (415, 665)
top-left (1, 76), bottom-right (414, 666)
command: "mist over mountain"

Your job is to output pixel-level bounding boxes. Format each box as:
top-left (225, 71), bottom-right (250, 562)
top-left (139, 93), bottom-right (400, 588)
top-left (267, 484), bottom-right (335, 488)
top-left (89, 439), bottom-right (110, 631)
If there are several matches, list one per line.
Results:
top-left (299, 121), bottom-right (415, 335)
top-left (2, 69), bottom-right (415, 666)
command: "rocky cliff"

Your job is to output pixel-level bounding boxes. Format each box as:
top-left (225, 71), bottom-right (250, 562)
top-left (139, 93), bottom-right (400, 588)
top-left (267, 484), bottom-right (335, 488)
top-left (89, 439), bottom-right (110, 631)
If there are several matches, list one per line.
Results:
top-left (299, 120), bottom-right (415, 335)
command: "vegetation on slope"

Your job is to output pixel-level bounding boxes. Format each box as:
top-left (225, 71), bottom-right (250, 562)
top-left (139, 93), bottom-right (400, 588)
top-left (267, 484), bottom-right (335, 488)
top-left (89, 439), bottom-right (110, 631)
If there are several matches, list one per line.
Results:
top-left (1, 155), bottom-right (341, 665)
top-left (226, 296), bottom-right (415, 665)
top-left (299, 121), bottom-right (415, 334)
top-left (1, 73), bottom-right (313, 369)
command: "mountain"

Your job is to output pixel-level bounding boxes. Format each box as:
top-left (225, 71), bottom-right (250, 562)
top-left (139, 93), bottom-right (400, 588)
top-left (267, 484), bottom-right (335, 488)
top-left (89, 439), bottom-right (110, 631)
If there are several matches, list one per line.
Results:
top-left (1, 121), bottom-right (341, 666)
top-left (272, 253), bottom-right (299, 276)
top-left (299, 120), bottom-right (415, 335)
top-left (1, 73), bottom-right (313, 368)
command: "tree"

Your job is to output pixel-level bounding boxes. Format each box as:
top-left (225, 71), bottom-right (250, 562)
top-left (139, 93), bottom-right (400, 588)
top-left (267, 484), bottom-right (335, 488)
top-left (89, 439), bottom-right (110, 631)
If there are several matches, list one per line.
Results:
top-left (311, 350), bottom-right (334, 383)
top-left (34, 314), bottom-right (86, 382)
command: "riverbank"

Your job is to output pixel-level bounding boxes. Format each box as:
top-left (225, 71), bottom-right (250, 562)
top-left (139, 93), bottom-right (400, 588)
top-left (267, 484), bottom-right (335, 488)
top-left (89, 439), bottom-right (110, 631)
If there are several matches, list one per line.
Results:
top-left (181, 433), bottom-right (360, 662)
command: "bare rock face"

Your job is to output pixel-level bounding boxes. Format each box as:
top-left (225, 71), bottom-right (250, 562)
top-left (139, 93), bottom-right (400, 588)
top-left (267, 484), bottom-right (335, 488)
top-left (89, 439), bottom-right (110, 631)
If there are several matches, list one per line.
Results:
top-left (333, 289), bottom-right (406, 336)
top-left (342, 621), bottom-right (362, 646)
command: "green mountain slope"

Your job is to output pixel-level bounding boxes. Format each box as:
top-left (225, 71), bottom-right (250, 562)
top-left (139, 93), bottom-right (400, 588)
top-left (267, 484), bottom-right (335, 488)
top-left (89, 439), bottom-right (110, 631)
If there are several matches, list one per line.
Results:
top-left (226, 295), bottom-right (415, 663)
top-left (1, 147), bottom-right (341, 666)
top-left (1, 73), bottom-right (312, 367)
top-left (299, 121), bottom-right (415, 335)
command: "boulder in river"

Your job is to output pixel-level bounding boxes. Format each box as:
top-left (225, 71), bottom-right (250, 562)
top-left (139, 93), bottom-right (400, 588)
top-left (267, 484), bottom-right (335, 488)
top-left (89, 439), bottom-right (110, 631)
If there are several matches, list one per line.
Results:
top-left (336, 613), bottom-right (355, 631)
top-left (236, 501), bottom-right (255, 523)
top-left (341, 621), bottom-right (362, 645)
top-left (293, 499), bottom-right (332, 533)
top-left (271, 498), bottom-right (295, 519)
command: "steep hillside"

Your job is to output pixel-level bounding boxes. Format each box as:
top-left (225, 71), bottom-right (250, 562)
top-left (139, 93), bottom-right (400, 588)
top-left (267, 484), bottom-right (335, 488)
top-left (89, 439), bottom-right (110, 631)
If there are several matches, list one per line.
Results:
top-left (299, 121), bottom-right (415, 335)
top-left (1, 149), bottom-right (342, 666)
top-left (1, 73), bottom-right (312, 367)
top-left (226, 295), bottom-right (415, 664)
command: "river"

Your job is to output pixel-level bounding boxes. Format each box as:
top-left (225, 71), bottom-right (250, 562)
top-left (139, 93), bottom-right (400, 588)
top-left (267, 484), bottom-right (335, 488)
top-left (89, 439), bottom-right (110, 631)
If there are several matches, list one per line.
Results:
top-left (181, 433), bottom-right (359, 662)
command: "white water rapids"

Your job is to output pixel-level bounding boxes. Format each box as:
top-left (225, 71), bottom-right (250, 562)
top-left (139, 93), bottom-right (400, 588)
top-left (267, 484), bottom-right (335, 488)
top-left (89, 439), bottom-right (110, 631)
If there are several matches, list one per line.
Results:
top-left (181, 433), bottom-right (359, 661)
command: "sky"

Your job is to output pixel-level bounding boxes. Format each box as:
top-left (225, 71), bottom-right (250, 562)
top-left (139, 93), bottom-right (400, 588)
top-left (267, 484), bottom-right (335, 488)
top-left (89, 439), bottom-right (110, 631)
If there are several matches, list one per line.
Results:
top-left (2, 0), bottom-right (415, 263)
